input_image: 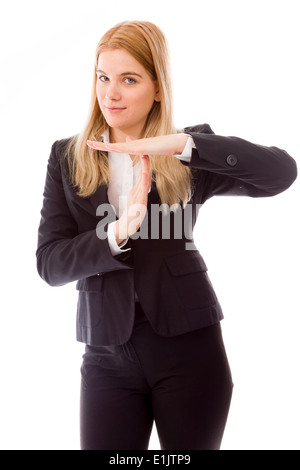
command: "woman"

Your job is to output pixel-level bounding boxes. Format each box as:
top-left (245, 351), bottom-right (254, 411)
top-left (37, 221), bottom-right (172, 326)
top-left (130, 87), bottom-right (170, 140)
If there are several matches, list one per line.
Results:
top-left (36, 20), bottom-right (297, 450)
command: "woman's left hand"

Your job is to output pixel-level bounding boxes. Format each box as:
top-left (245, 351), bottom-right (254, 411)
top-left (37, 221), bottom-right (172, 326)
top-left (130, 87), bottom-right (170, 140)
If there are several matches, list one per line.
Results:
top-left (87, 134), bottom-right (189, 156)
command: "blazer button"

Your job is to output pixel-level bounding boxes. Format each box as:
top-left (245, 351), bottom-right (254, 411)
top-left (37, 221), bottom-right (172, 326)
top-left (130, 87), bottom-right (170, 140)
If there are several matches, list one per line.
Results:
top-left (226, 154), bottom-right (238, 167)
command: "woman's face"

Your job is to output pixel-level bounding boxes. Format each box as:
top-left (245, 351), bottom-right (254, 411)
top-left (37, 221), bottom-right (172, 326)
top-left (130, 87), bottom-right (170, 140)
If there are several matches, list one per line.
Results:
top-left (96, 48), bottom-right (160, 141)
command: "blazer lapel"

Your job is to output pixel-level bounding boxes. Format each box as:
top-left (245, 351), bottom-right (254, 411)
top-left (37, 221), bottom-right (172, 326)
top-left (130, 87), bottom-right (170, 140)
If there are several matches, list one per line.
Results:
top-left (89, 182), bottom-right (111, 213)
top-left (88, 150), bottom-right (117, 218)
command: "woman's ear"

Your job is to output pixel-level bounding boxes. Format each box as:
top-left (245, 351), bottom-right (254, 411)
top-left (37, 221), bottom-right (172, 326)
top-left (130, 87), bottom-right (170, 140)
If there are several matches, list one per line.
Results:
top-left (154, 89), bottom-right (161, 102)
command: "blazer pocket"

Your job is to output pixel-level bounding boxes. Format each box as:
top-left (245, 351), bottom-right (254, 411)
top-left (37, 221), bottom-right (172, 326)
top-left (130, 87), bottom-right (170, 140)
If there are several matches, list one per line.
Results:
top-left (164, 250), bottom-right (208, 275)
top-left (164, 250), bottom-right (217, 309)
top-left (76, 274), bottom-right (104, 292)
top-left (76, 275), bottom-right (104, 327)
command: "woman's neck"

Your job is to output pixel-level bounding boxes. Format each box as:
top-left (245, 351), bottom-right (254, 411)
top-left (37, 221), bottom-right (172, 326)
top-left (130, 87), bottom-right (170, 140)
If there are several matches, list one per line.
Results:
top-left (109, 127), bottom-right (142, 144)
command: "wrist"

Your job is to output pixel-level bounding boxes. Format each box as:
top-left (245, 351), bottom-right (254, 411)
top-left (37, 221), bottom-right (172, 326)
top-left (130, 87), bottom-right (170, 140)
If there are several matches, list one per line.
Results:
top-left (114, 219), bottom-right (128, 246)
top-left (176, 134), bottom-right (189, 154)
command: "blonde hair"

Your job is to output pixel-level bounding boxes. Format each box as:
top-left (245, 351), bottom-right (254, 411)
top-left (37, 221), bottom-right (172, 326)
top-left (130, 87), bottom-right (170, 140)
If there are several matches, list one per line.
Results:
top-left (64, 20), bottom-right (192, 209)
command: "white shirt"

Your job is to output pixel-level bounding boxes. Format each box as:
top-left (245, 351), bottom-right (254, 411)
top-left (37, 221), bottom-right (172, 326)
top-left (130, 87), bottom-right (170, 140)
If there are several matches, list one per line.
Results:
top-left (103, 129), bottom-right (195, 256)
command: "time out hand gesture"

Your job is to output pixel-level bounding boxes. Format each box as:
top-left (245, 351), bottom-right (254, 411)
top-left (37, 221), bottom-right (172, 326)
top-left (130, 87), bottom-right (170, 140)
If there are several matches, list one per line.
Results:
top-left (87, 133), bottom-right (189, 156)
top-left (87, 134), bottom-right (189, 245)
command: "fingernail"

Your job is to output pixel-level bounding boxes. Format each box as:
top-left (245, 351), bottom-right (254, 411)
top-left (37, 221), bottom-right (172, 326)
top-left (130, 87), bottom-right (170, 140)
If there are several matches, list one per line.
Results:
top-left (87, 141), bottom-right (96, 148)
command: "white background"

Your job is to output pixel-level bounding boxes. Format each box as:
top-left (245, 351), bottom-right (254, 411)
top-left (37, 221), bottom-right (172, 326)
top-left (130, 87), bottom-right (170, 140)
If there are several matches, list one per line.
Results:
top-left (0, 0), bottom-right (299, 450)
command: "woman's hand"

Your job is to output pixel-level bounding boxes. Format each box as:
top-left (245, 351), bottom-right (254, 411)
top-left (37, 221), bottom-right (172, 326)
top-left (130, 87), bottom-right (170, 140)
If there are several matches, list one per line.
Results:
top-left (115, 154), bottom-right (152, 245)
top-left (87, 133), bottom-right (189, 156)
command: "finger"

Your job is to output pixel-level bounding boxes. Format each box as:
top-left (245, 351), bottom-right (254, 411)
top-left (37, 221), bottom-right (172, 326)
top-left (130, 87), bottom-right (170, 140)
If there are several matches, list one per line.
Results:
top-left (131, 155), bottom-right (150, 196)
top-left (86, 140), bottom-right (122, 152)
top-left (141, 171), bottom-right (151, 190)
top-left (109, 142), bottom-right (141, 154)
top-left (140, 154), bottom-right (150, 175)
top-left (140, 156), bottom-right (151, 190)
top-left (86, 140), bottom-right (119, 151)
top-left (87, 139), bottom-right (145, 155)
top-left (87, 135), bottom-right (139, 155)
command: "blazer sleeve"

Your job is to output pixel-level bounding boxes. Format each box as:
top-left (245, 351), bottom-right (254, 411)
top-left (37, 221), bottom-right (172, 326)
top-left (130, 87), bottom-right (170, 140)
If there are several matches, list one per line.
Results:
top-left (36, 140), bottom-right (132, 287)
top-left (183, 124), bottom-right (297, 203)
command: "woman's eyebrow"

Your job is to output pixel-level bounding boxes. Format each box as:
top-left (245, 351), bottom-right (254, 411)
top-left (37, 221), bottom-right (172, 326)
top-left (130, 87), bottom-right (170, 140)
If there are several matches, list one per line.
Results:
top-left (96, 69), bottom-right (143, 78)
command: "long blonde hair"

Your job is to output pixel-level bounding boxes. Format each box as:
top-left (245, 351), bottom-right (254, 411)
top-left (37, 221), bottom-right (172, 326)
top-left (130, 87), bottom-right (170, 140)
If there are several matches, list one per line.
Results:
top-left (64, 20), bottom-right (192, 208)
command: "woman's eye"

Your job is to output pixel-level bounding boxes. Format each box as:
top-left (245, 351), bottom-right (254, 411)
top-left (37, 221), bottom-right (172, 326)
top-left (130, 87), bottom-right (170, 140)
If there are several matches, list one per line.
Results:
top-left (124, 77), bottom-right (136, 84)
top-left (98, 75), bottom-right (109, 82)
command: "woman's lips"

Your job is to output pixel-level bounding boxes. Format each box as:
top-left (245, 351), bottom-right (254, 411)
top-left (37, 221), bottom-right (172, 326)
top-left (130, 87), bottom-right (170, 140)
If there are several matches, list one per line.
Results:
top-left (105, 106), bottom-right (126, 114)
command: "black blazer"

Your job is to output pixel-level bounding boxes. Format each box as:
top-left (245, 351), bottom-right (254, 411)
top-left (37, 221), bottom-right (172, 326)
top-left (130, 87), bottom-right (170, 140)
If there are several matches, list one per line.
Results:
top-left (36, 124), bottom-right (297, 345)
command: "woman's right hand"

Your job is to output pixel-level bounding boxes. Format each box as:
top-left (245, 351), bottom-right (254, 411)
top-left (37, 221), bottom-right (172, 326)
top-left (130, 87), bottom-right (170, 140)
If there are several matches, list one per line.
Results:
top-left (114, 154), bottom-right (152, 245)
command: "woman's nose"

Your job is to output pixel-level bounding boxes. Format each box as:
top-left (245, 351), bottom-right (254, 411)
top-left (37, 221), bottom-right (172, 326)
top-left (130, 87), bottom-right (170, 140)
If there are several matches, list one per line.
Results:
top-left (105, 82), bottom-right (121, 101)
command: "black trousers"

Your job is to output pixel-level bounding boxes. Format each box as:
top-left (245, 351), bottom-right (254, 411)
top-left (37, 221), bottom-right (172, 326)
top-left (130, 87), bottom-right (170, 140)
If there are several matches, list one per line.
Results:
top-left (80, 302), bottom-right (233, 450)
